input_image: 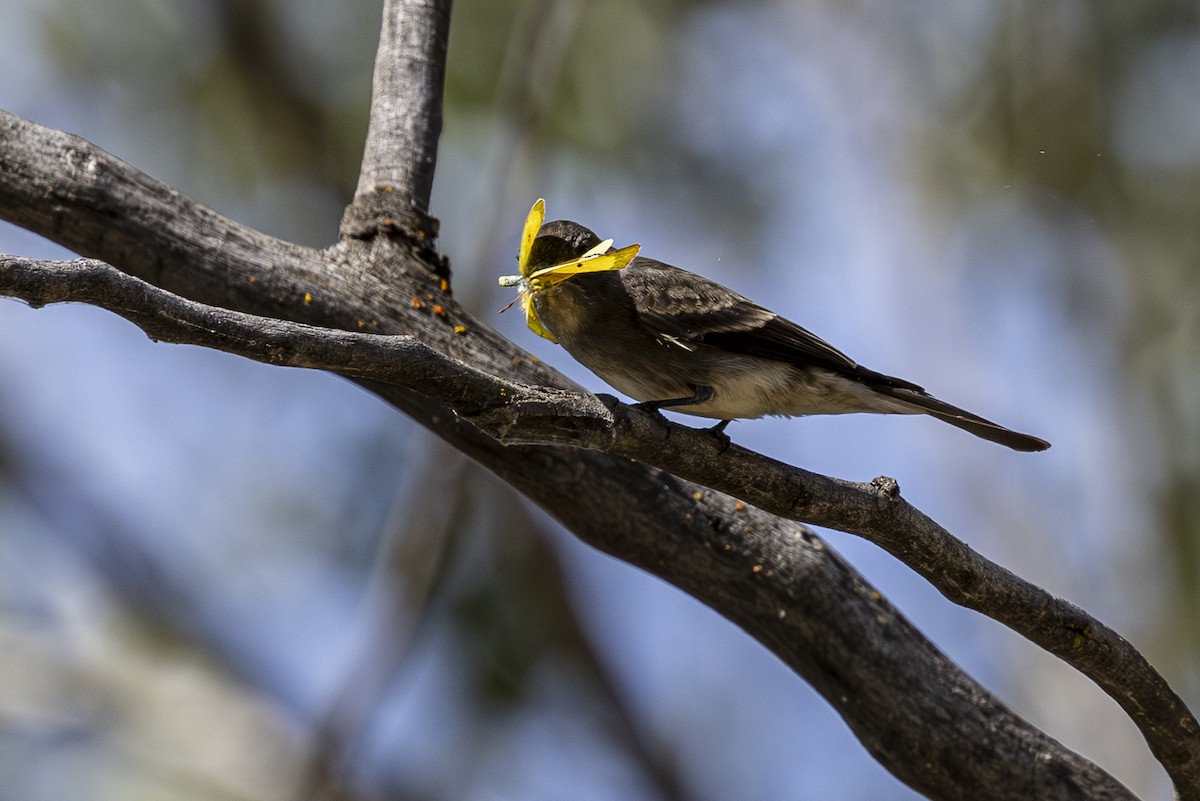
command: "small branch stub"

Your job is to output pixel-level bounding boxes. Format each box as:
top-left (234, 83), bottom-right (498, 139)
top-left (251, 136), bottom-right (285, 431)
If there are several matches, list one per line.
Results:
top-left (872, 475), bottom-right (901, 499)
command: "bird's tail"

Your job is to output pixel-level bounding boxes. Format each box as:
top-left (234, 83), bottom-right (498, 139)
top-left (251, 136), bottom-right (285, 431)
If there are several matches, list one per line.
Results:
top-left (879, 387), bottom-right (1050, 452)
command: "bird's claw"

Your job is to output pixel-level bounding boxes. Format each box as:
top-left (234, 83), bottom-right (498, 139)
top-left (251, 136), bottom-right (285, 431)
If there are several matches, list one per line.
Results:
top-left (707, 419), bottom-right (732, 449)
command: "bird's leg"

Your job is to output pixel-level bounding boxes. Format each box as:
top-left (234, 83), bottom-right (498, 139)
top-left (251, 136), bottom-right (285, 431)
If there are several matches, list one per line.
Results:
top-left (635, 385), bottom-right (715, 411)
top-left (634, 387), bottom-right (733, 446)
top-left (636, 387), bottom-right (732, 444)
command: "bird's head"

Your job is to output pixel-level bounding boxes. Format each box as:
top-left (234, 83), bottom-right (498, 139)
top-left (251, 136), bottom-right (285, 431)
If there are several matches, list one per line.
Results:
top-left (499, 199), bottom-right (640, 342)
top-left (525, 219), bottom-right (603, 269)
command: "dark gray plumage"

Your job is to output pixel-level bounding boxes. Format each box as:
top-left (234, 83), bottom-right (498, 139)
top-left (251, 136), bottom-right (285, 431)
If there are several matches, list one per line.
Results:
top-left (526, 219), bottom-right (1050, 452)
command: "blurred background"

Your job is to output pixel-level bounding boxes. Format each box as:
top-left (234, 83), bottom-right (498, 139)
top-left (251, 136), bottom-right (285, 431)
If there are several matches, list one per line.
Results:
top-left (1, 0), bottom-right (1198, 798)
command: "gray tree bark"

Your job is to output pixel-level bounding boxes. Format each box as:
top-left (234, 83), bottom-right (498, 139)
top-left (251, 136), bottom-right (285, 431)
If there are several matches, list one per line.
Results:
top-left (1, 1), bottom-right (1196, 799)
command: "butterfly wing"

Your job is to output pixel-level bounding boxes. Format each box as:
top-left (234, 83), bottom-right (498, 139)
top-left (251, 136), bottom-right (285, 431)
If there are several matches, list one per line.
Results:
top-left (529, 243), bottom-right (641, 287)
top-left (518, 198), bottom-right (546, 277)
top-left (522, 293), bottom-right (558, 342)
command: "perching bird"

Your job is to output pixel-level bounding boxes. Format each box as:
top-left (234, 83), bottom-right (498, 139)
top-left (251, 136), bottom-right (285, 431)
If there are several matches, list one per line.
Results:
top-left (500, 200), bottom-right (1049, 452)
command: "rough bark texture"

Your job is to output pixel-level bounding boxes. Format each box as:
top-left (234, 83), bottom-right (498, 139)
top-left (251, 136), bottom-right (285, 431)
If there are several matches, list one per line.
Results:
top-left (2, 1), bottom-right (1197, 799)
top-left (344, 0), bottom-right (450, 246)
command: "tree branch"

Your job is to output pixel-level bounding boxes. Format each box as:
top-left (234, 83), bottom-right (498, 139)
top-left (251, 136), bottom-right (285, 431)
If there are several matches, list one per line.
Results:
top-left (0, 255), bottom-right (602, 431)
top-left (0, 109), bottom-right (325, 315)
top-left (0, 108), bottom-right (551, 389)
top-left (341, 0), bottom-right (451, 246)
top-left (0, 253), bottom-right (1175, 800)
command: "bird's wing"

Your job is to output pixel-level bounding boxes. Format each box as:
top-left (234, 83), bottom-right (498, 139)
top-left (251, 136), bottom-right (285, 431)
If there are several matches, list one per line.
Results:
top-left (619, 259), bottom-right (774, 335)
top-left (621, 259), bottom-right (923, 391)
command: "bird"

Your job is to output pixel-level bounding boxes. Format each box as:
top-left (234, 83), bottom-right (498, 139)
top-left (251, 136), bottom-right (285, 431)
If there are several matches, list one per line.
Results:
top-left (500, 199), bottom-right (1049, 452)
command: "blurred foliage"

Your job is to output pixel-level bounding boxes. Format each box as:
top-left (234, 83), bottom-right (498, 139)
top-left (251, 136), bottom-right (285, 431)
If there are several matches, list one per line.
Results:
top-left (930, 2), bottom-right (1200, 660)
top-left (445, 0), bottom-right (699, 151)
top-left (42, 0), bottom-right (378, 198)
top-left (0, 551), bottom-right (305, 801)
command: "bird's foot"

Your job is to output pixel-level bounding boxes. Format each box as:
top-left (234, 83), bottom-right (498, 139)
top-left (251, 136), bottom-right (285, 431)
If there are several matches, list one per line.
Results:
top-left (706, 419), bottom-right (733, 449)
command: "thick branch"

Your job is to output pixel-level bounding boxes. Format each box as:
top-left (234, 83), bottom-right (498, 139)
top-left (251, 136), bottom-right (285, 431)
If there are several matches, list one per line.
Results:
top-left (0, 254), bottom-right (1170, 800)
top-left (342, 0), bottom-right (451, 244)
top-left (0, 109), bottom-right (325, 314)
top-left (0, 109), bottom-right (549, 385)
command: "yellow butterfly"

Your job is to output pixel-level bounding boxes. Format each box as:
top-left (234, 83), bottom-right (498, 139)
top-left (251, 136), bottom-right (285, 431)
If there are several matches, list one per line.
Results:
top-left (499, 198), bottom-right (640, 342)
